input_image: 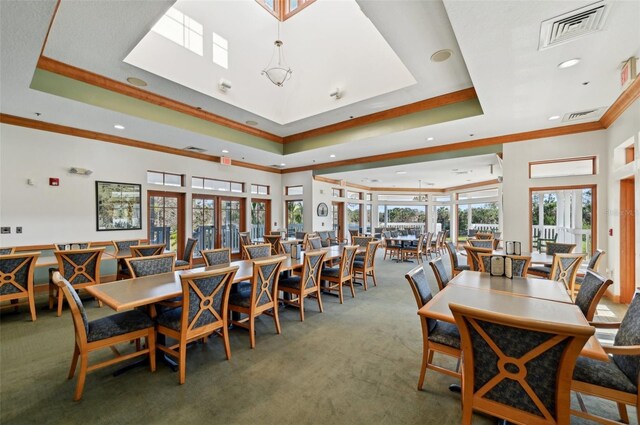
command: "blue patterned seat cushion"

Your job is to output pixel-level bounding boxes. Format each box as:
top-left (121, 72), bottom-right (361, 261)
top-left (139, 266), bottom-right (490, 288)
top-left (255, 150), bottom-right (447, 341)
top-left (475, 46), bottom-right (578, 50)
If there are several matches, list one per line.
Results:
top-left (156, 307), bottom-right (183, 331)
top-left (87, 310), bottom-right (153, 342)
top-left (529, 266), bottom-right (551, 275)
top-left (355, 253), bottom-right (365, 261)
top-left (456, 264), bottom-right (471, 272)
top-left (428, 321), bottom-right (461, 349)
top-left (573, 356), bottom-right (637, 394)
top-left (279, 276), bottom-right (301, 289)
top-left (175, 260), bottom-right (189, 267)
top-left (228, 292), bottom-right (251, 308)
top-left (321, 267), bottom-right (340, 278)
top-left (353, 260), bottom-right (365, 269)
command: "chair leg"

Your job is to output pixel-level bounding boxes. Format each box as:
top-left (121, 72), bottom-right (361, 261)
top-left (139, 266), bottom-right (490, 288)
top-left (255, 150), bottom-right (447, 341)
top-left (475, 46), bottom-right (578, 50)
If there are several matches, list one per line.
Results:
top-left (57, 291), bottom-right (64, 317)
top-left (178, 342), bottom-right (187, 385)
top-left (249, 316), bottom-right (256, 349)
top-left (299, 295), bottom-right (305, 322)
top-left (371, 270), bottom-right (378, 287)
top-left (68, 344), bottom-right (80, 379)
top-left (29, 293), bottom-right (37, 321)
top-left (338, 283), bottom-right (344, 304)
top-left (222, 325), bottom-right (232, 360)
top-left (363, 272), bottom-right (368, 291)
top-left (347, 279), bottom-right (355, 298)
top-left (316, 288), bottom-right (324, 313)
top-left (617, 402), bottom-right (629, 424)
top-left (147, 331), bottom-right (156, 372)
top-left (73, 353), bottom-right (88, 401)
top-left (418, 347), bottom-right (428, 390)
top-left (273, 305), bottom-right (282, 334)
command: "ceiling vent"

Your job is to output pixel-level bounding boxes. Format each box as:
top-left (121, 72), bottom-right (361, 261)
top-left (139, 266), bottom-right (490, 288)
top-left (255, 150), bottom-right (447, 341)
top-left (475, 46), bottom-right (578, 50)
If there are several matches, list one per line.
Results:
top-left (183, 146), bottom-right (207, 153)
top-left (539, 2), bottom-right (609, 50)
top-left (270, 164), bottom-right (286, 169)
top-left (562, 107), bottom-right (604, 122)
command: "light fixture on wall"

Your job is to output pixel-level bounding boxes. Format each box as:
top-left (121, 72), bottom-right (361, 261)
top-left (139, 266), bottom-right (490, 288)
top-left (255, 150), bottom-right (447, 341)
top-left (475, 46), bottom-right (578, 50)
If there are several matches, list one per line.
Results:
top-left (69, 167), bottom-right (93, 176)
top-left (218, 78), bottom-right (232, 92)
top-left (329, 88), bottom-right (342, 100)
top-left (262, 22), bottom-right (292, 87)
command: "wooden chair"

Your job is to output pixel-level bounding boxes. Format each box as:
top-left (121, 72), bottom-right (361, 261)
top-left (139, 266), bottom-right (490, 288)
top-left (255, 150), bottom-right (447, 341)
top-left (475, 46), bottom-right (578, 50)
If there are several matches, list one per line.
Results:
top-left (571, 292), bottom-right (640, 425)
top-left (51, 272), bottom-right (156, 400)
top-left (0, 252), bottom-right (40, 321)
top-left (462, 246), bottom-right (491, 272)
top-left (239, 231), bottom-right (252, 259)
top-left (156, 266), bottom-right (238, 384)
top-left (574, 249), bottom-right (605, 292)
top-left (429, 257), bottom-right (450, 291)
top-left (382, 231), bottom-right (400, 261)
top-left (353, 241), bottom-right (380, 290)
top-left (279, 240), bottom-right (297, 255)
top-left (278, 250), bottom-right (326, 321)
top-left (352, 236), bottom-right (373, 248)
top-left (244, 243), bottom-right (272, 259)
top-left (348, 228), bottom-right (360, 242)
top-left (478, 254), bottom-right (532, 278)
top-left (228, 256), bottom-right (286, 348)
top-left (400, 233), bottom-right (426, 263)
top-left (573, 270), bottom-right (612, 322)
top-left (475, 232), bottom-right (493, 240)
top-left (423, 232), bottom-right (434, 260)
top-left (446, 241), bottom-right (470, 276)
top-left (305, 236), bottom-right (323, 251)
top-left (54, 242), bottom-right (90, 250)
top-left (201, 248), bottom-right (231, 267)
top-left (550, 253), bottom-right (584, 300)
top-left (0, 247), bottom-right (16, 255)
top-left (113, 239), bottom-right (141, 280)
top-left (125, 253), bottom-right (176, 278)
top-left (545, 241), bottom-right (575, 255)
top-left (450, 303), bottom-right (594, 425)
top-left (467, 238), bottom-right (494, 249)
top-left (174, 238), bottom-right (197, 270)
top-left (431, 231), bottom-right (443, 255)
top-left (263, 234), bottom-right (282, 255)
top-left (50, 248), bottom-right (105, 317)
top-left (405, 265), bottom-right (461, 390)
top-left (130, 244), bottom-right (165, 257)
top-left (319, 245), bottom-right (358, 304)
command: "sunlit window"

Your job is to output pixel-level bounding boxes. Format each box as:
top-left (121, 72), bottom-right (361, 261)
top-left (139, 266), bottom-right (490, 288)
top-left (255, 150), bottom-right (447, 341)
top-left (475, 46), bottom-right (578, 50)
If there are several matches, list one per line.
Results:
top-left (152, 7), bottom-right (203, 56)
top-left (212, 32), bottom-right (228, 69)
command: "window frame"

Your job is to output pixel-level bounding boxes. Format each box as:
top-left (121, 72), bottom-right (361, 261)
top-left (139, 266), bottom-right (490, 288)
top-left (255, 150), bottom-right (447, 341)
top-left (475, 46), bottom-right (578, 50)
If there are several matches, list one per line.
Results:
top-left (147, 170), bottom-right (185, 187)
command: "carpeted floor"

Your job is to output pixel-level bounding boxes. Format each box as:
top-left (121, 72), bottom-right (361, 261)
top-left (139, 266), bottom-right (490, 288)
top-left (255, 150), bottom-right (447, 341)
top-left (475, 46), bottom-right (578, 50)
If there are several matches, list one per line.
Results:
top-left (0, 251), bottom-right (636, 424)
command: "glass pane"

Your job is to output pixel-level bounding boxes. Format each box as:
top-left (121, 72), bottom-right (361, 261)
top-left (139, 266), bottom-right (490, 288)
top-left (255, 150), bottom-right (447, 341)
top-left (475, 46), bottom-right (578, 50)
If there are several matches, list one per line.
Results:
top-left (457, 205), bottom-right (469, 241)
top-left (230, 182), bottom-right (243, 193)
top-left (470, 203), bottom-right (499, 235)
top-left (436, 206), bottom-right (451, 239)
top-left (347, 191), bottom-right (361, 200)
top-left (458, 189), bottom-right (499, 200)
top-left (366, 205), bottom-right (372, 233)
top-left (347, 203), bottom-right (361, 234)
top-left (366, 193), bottom-right (372, 201)
top-left (147, 171), bottom-right (164, 185)
top-left (530, 159), bottom-right (595, 179)
top-left (221, 199), bottom-right (241, 253)
top-left (191, 177), bottom-right (204, 189)
top-left (385, 205), bottom-right (425, 234)
top-left (164, 173), bottom-right (182, 187)
top-left (192, 197), bottom-right (215, 257)
top-left (286, 200), bottom-right (303, 234)
top-left (286, 186), bottom-right (303, 196)
top-left (251, 201), bottom-right (267, 240)
top-left (258, 185), bottom-right (268, 195)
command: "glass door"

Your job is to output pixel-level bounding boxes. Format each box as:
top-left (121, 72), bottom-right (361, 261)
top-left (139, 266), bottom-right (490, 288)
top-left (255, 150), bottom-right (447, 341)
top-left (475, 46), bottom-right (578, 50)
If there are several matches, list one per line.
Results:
top-left (148, 191), bottom-right (184, 256)
top-left (332, 201), bottom-right (344, 240)
top-left (219, 197), bottom-right (245, 255)
top-left (192, 195), bottom-right (216, 259)
top-left (251, 199), bottom-right (271, 240)
top-left (346, 203), bottom-right (362, 236)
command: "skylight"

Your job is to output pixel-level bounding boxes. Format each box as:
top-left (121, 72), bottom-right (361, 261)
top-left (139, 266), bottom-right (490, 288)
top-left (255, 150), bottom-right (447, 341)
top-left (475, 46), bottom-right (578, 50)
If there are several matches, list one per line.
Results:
top-left (152, 7), bottom-right (203, 56)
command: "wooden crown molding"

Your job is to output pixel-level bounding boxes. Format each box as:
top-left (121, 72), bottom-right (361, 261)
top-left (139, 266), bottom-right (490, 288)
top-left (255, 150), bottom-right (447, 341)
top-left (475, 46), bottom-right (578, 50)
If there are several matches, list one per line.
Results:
top-left (0, 114), bottom-right (281, 174)
top-left (285, 121), bottom-right (604, 174)
top-left (600, 75), bottom-right (640, 128)
top-left (313, 175), bottom-right (500, 194)
top-left (282, 87), bottom-right (478, 144)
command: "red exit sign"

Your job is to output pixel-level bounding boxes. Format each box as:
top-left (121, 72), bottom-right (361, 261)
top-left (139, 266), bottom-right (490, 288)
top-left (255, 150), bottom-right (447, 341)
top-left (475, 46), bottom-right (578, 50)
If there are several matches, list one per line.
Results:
top-left (220, 156), bottom-right (232, 166)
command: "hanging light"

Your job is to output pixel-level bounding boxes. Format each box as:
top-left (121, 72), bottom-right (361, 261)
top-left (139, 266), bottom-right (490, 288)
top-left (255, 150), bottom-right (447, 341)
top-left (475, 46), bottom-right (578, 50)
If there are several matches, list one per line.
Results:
top-left (262, 23), bottom-right (292, 87)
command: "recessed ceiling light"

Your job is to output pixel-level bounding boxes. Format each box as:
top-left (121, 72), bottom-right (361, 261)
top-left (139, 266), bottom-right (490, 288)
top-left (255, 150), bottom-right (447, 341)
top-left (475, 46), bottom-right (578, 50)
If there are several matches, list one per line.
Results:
top-left (280, 163), bottom-right (286, 166)
top-left (245, 120), bottom-right (258, 126)
top-left (427, 137), bottom-right (434, 141)
top-left (330, 154), bottom-right (336, 158)
top-left (126, 77), bottom-right (147, 87)
top-left (396, 171), bottom-right (407, 175)
top-left (548, 115), bottom-right (561, 121)
top-left (558, 58), bottom-right (580, 69)
top-left (222, 149), bottom-right (229, 154)
top-left (114, 124), bottom-right (125, 130)
top-left (430, 49), bottom-right (453, 63)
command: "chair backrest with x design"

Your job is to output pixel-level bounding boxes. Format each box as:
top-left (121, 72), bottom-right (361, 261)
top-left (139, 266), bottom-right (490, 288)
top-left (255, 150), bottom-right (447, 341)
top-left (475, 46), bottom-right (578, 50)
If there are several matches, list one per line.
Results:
top-left (546, 242), bottom-right (576, 255)
top-left (113, 239), bottom-right (141, 254)
top-left (250, 256), bottom-right (285, 312)
top-left (300, 251), bottom-right (326, 291)
top-left (130, 244), bottom-right (165, 257)
top-left (244, 243), bottom-right (272, 260)
top-left (468, 239), bottom-right (494, 249)
top-left (178, 266), bottom-right (238, 336)
top-left (463, 246), bottom-right (492, 271)
top-left (423, 232), bottom-right (434, 250)
top-left (54, 248), bottom-right (104, 288)
top-left (201, 248), bottom-right (231, 267)
top-left (450, 303), bottom-right (594, 425)
top-left (339, 245), bottom-right (359, 280)
top-left (0, 252), bottom-right (40, 302)
top-left (364, 241), bottom-right (380, 269)
top-left (126, 253), bottom-right (176, 278)
top-left (352, 236), bottom-right (373, 247)
top-left (550, 254), bottom-right (584, 297)
top-left (263, 235), bottom-right (282, 255)
top-left (574, 270), bottom-right (612, 321)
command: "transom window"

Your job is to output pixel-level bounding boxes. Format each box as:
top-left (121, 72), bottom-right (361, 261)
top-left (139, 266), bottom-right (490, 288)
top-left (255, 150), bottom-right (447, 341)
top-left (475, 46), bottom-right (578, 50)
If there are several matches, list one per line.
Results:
top-left (347, 190), bottom-right (362, 200)
top-left (151, 7), bottom-right (203, 56)
top-left (332, 188), bottom-right (343, 198)
top-left (286, 185), bottom-right (303, 196)
top-left (147, 171), bottom-right (184, 187)
top-left (192, 177), bottom-right (243, 193)
top-left (251, 184), bottom-right (270, 195)
top-left (255, 0), bottom-right (317, 21)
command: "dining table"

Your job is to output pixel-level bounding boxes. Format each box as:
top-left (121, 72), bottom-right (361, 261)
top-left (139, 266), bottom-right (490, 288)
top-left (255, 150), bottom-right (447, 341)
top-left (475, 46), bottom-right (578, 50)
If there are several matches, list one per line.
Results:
top-left (459, 249), bottom-right (554, 266)
top-left (383, 235), bottom-right (419, 262)
top-left (418, 271), bottom-right (607, 362)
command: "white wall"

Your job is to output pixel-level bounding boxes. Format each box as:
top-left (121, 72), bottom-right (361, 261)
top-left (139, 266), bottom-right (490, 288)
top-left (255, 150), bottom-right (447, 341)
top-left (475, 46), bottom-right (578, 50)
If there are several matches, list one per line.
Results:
top-left (605, 98), bottom-right (640, 295)
top-left (502, 130), bottom-right (609, 256)
top-left (0, 124), bottom-right (282, 246)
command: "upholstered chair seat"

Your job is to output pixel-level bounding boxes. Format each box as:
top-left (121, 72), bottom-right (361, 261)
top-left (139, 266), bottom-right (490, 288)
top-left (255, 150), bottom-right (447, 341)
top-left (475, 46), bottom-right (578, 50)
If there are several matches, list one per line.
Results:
top-left (528, 265), bottom-right (551, 276)
top-left (427, 322), bottom-right (461, 349)
top-left (573, 356), bottom-right (637, 394)
top-left (87, 310), bottom-right (155, 342)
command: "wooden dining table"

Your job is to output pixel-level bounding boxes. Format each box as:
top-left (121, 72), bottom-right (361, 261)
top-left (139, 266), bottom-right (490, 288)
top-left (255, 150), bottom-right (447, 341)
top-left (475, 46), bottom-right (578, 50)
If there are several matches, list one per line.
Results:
top-left (418, 271), bottom-right (607, 361)
top-left (86, 244), bottom-right (364, 312)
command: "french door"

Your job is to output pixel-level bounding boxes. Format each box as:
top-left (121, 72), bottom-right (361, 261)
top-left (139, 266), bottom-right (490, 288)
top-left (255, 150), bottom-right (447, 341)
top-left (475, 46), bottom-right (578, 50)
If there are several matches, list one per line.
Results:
top-left (191, 195), bottom-right (246, 260)
top-left (251, 199), bottom-right (271, 240)
top-left (220, 197), bottom-right (245, 256)
top-left (148, 191), bottom-right (185, 258)
top-left (332, 201), bottom-right (344, 240)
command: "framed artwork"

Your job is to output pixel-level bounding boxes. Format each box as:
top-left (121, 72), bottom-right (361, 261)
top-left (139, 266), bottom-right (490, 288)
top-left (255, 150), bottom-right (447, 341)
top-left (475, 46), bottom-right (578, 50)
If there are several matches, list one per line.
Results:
top-left (316, 202), bottom-right (328, 217)
top-left (95, 181), bottom-right (142, 231)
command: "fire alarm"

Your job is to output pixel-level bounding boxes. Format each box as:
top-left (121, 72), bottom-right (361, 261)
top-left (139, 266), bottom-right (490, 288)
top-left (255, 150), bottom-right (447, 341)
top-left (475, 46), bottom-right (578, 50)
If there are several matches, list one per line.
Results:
top-left (49, 178), bottom-right (59, 186)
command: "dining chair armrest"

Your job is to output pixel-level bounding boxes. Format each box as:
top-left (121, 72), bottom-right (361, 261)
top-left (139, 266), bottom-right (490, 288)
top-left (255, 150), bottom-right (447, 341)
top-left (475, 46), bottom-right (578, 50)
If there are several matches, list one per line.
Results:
top-left (589, 321), bottom-right (622, 329)
top-left (602, 345), bottom-right (640, 356)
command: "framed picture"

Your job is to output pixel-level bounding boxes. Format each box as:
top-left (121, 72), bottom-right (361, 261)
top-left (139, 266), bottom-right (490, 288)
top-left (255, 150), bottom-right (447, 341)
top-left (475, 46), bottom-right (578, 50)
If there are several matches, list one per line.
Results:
top-left (95, 181), bottom-right (142, 231)
top-left (317, 202), bottom-right (328, 217)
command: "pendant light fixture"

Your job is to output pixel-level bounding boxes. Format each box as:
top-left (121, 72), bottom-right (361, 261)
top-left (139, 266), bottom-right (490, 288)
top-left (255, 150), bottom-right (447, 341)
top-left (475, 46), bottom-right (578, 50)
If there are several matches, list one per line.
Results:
top-left (262, 22), bottom-right (292, 87)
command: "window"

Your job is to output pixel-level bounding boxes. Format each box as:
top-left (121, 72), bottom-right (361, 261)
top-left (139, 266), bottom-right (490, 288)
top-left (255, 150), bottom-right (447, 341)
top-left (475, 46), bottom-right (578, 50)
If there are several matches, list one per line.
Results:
top-left (347, 191), bottom-right (362, 200)
top-left (212, 32), bottom-right (228, 69)
top-left (347, 203), bottom-right (362, 234)
top-left (151, 7), bottom-right (203, 56)
top-left (529, 157), bottom-right (596, 179)
top-left (365, 204), bottom-right (372, 233)
top-left (457, 189), bottom-right (499, 200)
top-left (192, 177), bottom-right (244, 193)
top-left (286, 200), bottom-right (303, 234)
top-left (332, 188), bottom-right (343, 198)
top-left (192, 196), bottom-right (216, 258)
top-left (457, 202), bottom-right (499, 241)
top-left (286, 185), bottom-right (304, 196)
top-left (378, 205), bottom-right (426, 230)
top-left (365, 193), bottom-right (372, 201)
top-left (377, 194), bottom-right (417, 202)
top-left (251, 200), bottom-right (270, 240)
top-left (251, 184), bottom-right (270, 195)
top-left (147, 171), bottom-right (184, 187)
top-left (256, 0), bottom-right (317, 20)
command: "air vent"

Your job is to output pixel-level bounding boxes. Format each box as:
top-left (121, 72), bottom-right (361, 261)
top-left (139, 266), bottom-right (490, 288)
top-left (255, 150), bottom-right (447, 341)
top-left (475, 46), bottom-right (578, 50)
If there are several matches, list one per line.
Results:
top-left (539, 2), bottom-right (609, 50)
top-left (562, 107), bottom-right (604, 122)
top-left (270, 164), bottom-right (286, 169)
top-left (183, 146), bottom-right (207, 153)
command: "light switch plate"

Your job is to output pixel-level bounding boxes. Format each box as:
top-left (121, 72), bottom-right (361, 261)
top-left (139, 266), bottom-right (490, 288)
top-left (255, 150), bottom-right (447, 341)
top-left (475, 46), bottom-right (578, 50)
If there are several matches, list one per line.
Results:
top-left (1, 227), bottom-right (10, 234)
top-left (16, 227), bottom-right (22, 234)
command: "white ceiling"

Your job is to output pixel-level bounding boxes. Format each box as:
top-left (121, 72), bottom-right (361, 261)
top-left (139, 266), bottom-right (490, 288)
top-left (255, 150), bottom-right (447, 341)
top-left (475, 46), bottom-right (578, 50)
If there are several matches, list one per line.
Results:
top-left (1, 0), bottom-right (639, 185)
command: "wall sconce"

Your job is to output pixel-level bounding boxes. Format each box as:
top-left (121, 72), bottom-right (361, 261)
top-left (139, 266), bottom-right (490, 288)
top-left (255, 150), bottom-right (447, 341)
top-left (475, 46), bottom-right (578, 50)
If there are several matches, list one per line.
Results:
top-left (218, 78), bottom-right (232, 92)
top-left (329, 88), bottom-right (342, 100)
top-left (69, 167), bottom-right (93, 176)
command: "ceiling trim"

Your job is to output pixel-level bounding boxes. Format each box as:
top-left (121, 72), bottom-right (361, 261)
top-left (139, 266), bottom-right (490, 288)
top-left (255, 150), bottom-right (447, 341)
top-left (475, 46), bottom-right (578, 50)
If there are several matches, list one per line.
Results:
top-left (0, 113), bottom-right (282, 174)
top-left (600, 75), bottom-right (640, 128)
top-left (312, 175), bottom-right (500, 193)
top-left (36, 56), bottom-right (284, 144)
top-left (39, 0), bottom-right (60, 57)
top-left (283, 121), bottom-right (604, 174)
top-left (282, 88), bottom-right (477, 144)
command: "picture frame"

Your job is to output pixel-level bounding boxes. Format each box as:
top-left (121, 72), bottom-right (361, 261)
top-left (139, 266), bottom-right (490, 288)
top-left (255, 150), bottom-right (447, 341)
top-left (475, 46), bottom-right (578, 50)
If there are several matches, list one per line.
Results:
top-left (95, 181), bottom-right (142, 231)
top-left (317, 202), bottom-right (328, 217)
